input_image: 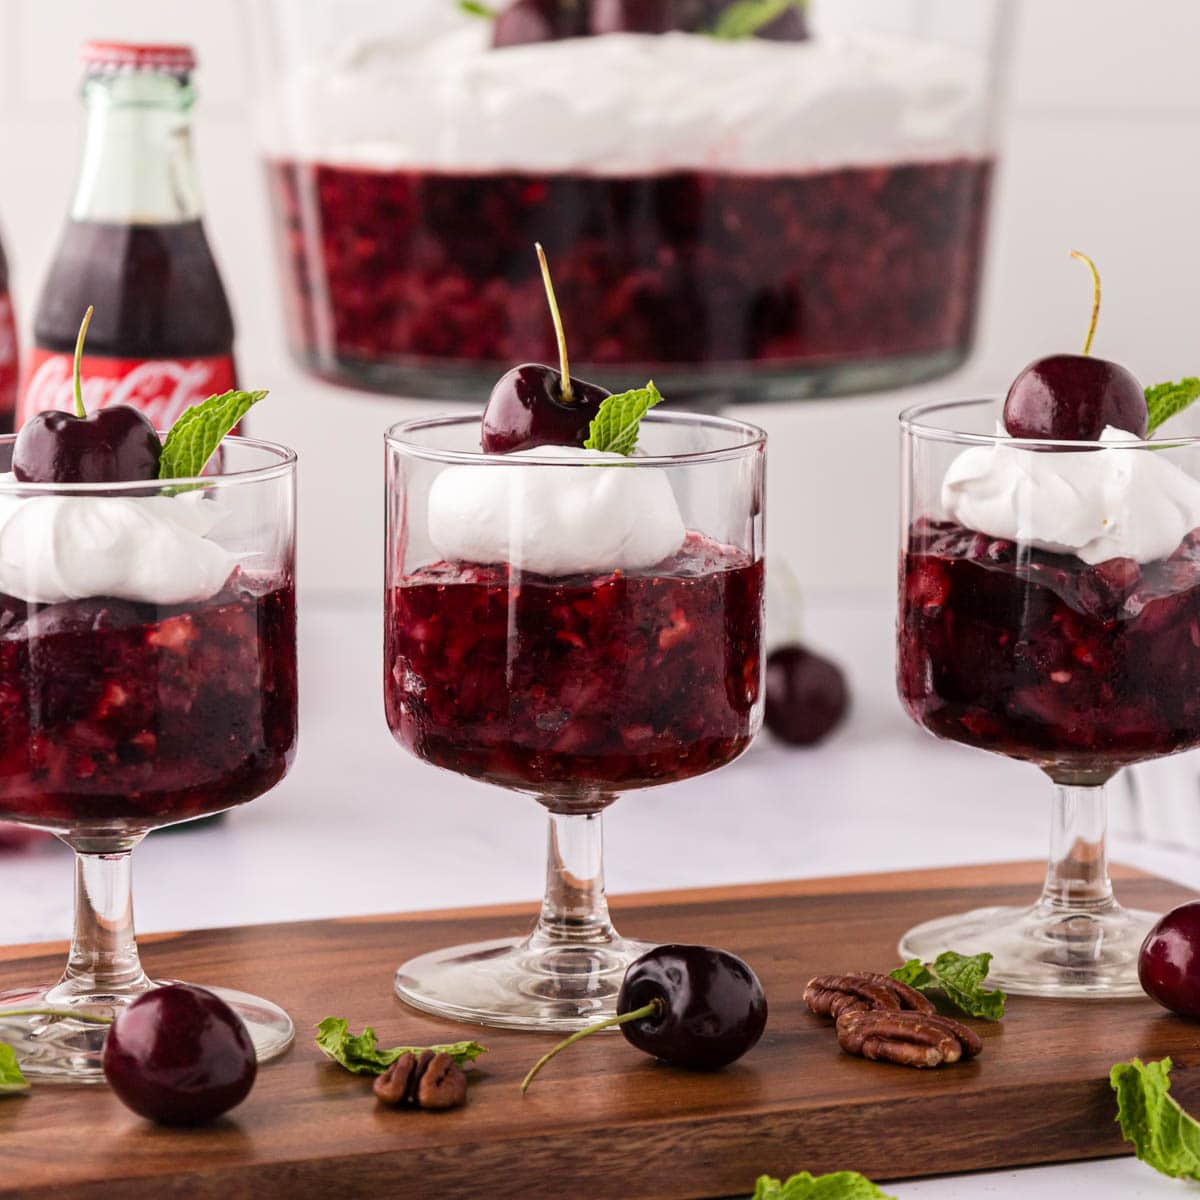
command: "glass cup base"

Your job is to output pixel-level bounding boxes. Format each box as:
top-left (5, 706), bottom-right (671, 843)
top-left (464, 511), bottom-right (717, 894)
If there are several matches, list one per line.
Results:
top-left (897, 901), bottom-right (1159, 998)
top-left (395, 934), bottom-right (656, 1032)
top-left (0, 981), bottom-right (295, 1083)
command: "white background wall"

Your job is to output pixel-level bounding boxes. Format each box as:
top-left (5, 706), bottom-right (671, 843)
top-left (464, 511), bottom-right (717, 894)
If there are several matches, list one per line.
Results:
top-left (2, 0), bottom-right (1199, 597)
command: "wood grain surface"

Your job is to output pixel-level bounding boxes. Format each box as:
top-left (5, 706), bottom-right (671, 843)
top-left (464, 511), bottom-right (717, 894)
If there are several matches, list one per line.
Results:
top-left (0, 861), bottom-right (1195, 1200)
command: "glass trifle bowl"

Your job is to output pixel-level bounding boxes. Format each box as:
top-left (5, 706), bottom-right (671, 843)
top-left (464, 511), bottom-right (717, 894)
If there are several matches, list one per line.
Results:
top-left (255, 0), bottom-right (1007, 403)
top-left (898, 398), bottom-right (1200, 996)
top-left (384, 410), bottom-right (765, 1029)
top-left (0, 436), bottom-right (298, 1079)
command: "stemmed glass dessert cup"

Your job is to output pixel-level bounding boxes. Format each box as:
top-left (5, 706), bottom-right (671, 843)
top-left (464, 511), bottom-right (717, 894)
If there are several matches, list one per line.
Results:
top-left (897, 398), bottom-right (1200, 997)
top-left (384, 411), bottom-right (765, 1030)
top-left (0, 436), bottom-right (298, 1079)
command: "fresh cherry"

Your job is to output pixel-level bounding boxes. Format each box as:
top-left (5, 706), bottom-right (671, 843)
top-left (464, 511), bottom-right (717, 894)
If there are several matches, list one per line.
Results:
top-left (12, 306), bottom-right (161, 484)
top-left (521, 944), bottom-right (767, 1091)
top-left (590, 0), bottom-right (677, 34)
top-left (1003, 253), bottom-right (1148, 442)
top-left (1138, 902), bottom-right (1200, 1020)
top-left (102, 984), bottom-right (257, 1125)
top-left (481, 243), bottom-right (611, 453)
top-left (764, 643), bottom-right (849, 746)
top-left (482, 365), bottom-right (610, 453)
top-left (493, 0), bottom-right (585, 48)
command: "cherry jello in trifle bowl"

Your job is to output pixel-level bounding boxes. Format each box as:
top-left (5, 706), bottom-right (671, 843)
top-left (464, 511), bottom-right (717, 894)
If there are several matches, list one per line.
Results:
top-left (257, 0), bottom-right (1005, 401)
top-left (897, 267), bottom-right (1200, 995)
top-left (0, 361), bottom-right (297, 1080)
top-left (385, 395), bottom-right (764, 1030)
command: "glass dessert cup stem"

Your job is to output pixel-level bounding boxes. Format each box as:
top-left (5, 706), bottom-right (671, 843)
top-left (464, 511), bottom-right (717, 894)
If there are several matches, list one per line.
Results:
top-left (395, 804), bottom-right (653, 1032)
top-left (898, 779), bottom-right (1157, 998)
top-left (0, 835), bottom-right (294, 1082)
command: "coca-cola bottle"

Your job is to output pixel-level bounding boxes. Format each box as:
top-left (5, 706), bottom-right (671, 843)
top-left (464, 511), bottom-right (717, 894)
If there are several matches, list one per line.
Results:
top-left (21, 42), bottom-right (236, 428)
top-left (0, 234), bottom-right (16, 436)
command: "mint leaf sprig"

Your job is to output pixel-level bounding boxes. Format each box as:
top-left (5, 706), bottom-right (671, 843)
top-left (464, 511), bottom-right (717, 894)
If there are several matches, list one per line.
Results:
top-left (458, 0), bottom-right (496, 18)
top-left (1111, 1057), bottom-right (1200, 1180)
top-left (315, 1017), bottom-right (487, 1076)
top-left (1145, 378), bottom-right (1200, 437)
top-left (0, 1044), bottom-right (28, 1095)
top-left (583, 382), bottom-right (663, 456)
top-left (891, 951), bottom-right (1006, 1021)
top-left (711, 0), bottom-right (806, 39)
top-left (158, 389), bottom-right (268, 481)
top-left (753, 1169), bottom-right (895, 1199)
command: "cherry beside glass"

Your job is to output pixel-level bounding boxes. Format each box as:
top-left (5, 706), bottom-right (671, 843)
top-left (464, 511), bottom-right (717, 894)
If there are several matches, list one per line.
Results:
top-left (0, 436), bottom-right (298, 1079)
top-left (384, 411), bottom-right (765, 1030)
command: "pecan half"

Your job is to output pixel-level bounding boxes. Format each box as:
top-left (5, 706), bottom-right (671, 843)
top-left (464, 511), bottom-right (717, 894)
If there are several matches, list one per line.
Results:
top-left (835, 1008), bottom-right (982, 1069)
top-left (804, 972), bottom-right (936, 1019)
top-left (375, 1053), bottom-right (414, 1104)
top-left (417, 1052), bottom-right (469, 1110)
top-left (374, 1049), bottom-right (468, 1110)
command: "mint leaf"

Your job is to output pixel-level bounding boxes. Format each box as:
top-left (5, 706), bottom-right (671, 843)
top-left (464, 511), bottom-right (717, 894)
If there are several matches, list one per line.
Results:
top-left (1145, 377), bottom-right (1200, 436)
top-left (1112, 1057), bottom-right (1200, 1180)
top-left (0, 1044), bottom-right (29, 1095)
top-left (315, 1018), bottom-right (487, 1075)
top-left (753, 1171), bottom-right (895, 1199)
top-left (458, 0), bottom-right (495, 16)
top-left (891, 951), bottom-right (1005, 1020)
top-left (711, 0), bottom-right (804, 39)
top-left (158, 389), bottom-right (268, 480)
top-left (582, 381), bottom-right (663, 456)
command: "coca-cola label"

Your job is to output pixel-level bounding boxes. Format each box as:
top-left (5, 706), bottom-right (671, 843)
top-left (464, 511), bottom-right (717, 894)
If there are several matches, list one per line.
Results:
top-left (0, 293), bottom-right (17, 428)
top-left (19, 349), bottom-right (236, 429)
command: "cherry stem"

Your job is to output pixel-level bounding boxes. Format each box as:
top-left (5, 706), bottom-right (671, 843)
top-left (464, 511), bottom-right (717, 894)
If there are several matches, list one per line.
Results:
top-left (1070, 250), bottom-right (1101, 357)
top-left (0, 1007), bottom-right (112, 1026)
top-left (520, 999), bottom-right (662, 1095)
top-left (72, 305), bottom-right (94, 419)
top-left (535, 242), bottom-right (573, 404)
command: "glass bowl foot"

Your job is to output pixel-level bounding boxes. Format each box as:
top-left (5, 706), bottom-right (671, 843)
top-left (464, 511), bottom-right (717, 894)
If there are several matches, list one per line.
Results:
top-left (395, 934), bottom-right (656, 1032)
top-left (0, 981), bottom-right (294, 1083)
top-left (898, 901), bottom-right (1159, 998)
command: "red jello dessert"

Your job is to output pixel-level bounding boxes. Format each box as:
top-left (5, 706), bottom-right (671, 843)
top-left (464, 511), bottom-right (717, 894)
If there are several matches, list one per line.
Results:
top-left (262, 14), bottom-right (996, 398)
top-left (899, 518), bottom-right (1200, 777)
top-left (386, 534), bottom-right (762, 793)
top-left (0, 572), bottom-right (297, 836)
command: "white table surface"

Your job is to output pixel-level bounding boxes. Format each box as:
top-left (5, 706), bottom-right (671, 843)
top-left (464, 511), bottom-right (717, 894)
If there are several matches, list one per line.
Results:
top-left (3, 589), bottom-right (1198, 1199)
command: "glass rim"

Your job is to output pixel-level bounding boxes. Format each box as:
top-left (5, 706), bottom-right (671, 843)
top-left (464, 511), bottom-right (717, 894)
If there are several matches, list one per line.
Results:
top-left (900, 396), bottom-right (1200, 451)
top-left (0, 433), bottom-right (296, 495)
top-left (384, 409), bottom-right (767, 467)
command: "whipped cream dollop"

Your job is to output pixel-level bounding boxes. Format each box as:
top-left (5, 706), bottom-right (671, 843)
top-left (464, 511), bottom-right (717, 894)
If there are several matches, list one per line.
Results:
top-left (427, 446), bottom-right (685, 576)
top-left (0, 480), bottom-right (236, 605)
top-left (272, 26), bottom-right (989, 175)
top-left (942, 427), bottom-right (1200, 565)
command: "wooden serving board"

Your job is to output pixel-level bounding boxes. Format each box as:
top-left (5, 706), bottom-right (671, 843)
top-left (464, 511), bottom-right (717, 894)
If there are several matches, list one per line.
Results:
top-left (1, 862), bottom-right (1198, 1200)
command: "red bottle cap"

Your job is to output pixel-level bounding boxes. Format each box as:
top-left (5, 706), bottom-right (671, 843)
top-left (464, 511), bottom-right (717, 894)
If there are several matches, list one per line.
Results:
top-left (81, 42), bottom-right (197, 73)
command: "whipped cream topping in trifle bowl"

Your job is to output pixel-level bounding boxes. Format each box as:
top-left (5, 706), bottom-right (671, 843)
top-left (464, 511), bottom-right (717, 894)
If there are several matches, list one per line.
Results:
top-left (0, 427), bottom-right (300, 1082)
top-left (896, 393), bottom-right (1200, 1000)
top-left (254, 0), bottom-right (1010, 401)
top-left (383, 405), bottom-right (765, 1030)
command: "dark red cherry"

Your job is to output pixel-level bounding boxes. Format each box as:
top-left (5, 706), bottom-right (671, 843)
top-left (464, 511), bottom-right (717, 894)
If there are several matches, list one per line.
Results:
top-left (12, 405), bottom-right (162, 484)
top-left (1139, 902), bottom-right (1200, 1019)
top-left (521, 943), bottom-right (767, 1091)
top-left (764, 643), bottom-right (849, 746)
top-left (617, 944), bottom-right (767, 1069)
top-left (590, 0), bottom-right (676, 34)
top-left (493, 0), bottom-right (585, 47)
top-left (102, 984), bottom-right (257, 1125)
top-left (1004, 251), bottom-right (1148, 442)
top-left (481, 364), bottom-right (610, 453)
top-left (1003, 355), bottom-right (1147, 442)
